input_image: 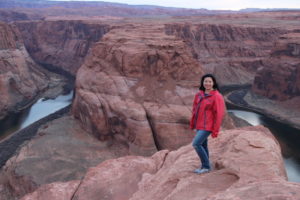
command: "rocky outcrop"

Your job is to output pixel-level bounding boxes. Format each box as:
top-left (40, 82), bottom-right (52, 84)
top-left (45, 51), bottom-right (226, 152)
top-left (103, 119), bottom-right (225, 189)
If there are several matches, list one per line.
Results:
top-left (0, 115), bottom-right (129, 200)
top-left (72, 23), bottom-right (205, 156)
top-left (165, 23), bottom-right (287, 86)
top-left (252, 32), bottom-right (300, 101)
top-left (0, 112), bottom-right (234, 200)
top-left (18, 126), bottom-right (300, 200)
top-left (15, 20), bottom-right (110, 76)
top-left (0, 22), bottom-right (49, 120)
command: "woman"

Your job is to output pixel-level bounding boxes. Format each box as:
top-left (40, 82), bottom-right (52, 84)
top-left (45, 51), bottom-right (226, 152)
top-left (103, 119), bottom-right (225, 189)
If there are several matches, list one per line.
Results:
top-left (190, 74), bottom-right (225, 174)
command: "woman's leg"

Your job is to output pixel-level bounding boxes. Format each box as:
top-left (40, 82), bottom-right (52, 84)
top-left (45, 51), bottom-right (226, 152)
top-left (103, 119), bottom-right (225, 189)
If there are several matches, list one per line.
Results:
top-left (203, 138), bottom-right (209, 159)
top-left (192, 130), bottom-right (211, 169)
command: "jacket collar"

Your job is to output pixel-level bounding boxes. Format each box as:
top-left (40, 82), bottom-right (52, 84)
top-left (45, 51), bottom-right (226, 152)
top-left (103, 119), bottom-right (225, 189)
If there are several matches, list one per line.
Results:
top-left (198, 90), bottom-right (217, 97)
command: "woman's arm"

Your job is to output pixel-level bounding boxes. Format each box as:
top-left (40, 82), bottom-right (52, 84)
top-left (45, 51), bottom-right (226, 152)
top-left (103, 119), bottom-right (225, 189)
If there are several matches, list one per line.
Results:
top-left (189, 94), bottom-right (198, 129)
top-left (212, 93), bottom-right (225, 138)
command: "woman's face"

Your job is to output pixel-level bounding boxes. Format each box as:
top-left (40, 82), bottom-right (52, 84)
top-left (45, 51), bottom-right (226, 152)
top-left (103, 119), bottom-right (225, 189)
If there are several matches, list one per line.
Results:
top-left (203, 77), bottom-right (214, 91)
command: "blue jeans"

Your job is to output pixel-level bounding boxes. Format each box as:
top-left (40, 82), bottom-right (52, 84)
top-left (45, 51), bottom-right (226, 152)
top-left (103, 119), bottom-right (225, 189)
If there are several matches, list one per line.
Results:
top-left (192, 130), bottom-right (211, 169)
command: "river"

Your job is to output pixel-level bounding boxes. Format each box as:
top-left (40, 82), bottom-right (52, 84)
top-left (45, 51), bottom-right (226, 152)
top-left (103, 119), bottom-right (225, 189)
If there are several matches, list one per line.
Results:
top-left (0, 91), bottom-right (73, 141)
top-left (228, 107), bottom-right (300, 183)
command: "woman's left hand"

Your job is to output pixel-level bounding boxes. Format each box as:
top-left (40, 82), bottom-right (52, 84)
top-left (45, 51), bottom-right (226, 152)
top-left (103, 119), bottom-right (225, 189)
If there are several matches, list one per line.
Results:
top-left (211, 132), bottom-right (218, 138)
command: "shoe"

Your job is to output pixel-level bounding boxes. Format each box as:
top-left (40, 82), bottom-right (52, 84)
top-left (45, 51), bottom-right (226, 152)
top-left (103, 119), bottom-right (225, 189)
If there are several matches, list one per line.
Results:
top-left (194, 168), bottom-right (211, 174)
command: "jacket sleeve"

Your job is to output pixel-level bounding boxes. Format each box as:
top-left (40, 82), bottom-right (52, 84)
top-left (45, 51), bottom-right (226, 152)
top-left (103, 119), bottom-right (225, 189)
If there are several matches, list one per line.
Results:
top-left (189, 94), bottom-right (198, 129)
top-left (212, 93), bottom-right (225, 137)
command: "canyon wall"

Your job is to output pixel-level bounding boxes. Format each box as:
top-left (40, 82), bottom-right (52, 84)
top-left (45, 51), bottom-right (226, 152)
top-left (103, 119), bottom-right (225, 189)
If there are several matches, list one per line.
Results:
top-left (0, 22), bottom-right (49, 120)
top-left (16, 20), bottom-right (110, 76)
top-left (0, 11), bottom-right (300, 200)
top-left (252, 32), bottom-right (300, 101)
top-left (0, 10), bottom-right (44, 22)
top-left (165, 23), bottom-right (287, 86)
top-left (164, 16), bottom-right (300, 128)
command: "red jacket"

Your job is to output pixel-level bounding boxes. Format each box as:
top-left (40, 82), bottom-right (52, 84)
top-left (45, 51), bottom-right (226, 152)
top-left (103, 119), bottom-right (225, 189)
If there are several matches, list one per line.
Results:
top-left (190, 90), bottom-right (225, 138)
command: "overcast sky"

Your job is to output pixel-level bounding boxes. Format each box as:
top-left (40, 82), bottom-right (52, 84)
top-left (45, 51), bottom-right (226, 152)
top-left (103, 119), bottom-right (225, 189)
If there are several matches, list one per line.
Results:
top-left (55, 0), bottom-right (300, 10)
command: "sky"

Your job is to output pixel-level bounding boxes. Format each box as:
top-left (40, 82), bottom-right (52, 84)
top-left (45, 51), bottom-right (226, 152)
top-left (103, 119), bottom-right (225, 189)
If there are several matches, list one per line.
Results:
top-left (53, 0), bottom-right (300, 10)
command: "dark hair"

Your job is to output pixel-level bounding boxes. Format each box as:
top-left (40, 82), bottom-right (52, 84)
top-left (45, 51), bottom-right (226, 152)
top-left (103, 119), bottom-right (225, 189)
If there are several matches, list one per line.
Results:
top-left (199, 74), bottom-right (219, 91)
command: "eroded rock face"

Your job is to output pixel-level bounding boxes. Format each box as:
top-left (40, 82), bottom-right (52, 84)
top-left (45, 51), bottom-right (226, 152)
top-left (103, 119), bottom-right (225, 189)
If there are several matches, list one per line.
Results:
top-left (165, 23), bottom-right (286, 86)
top-left (0, 22), bottom-right (49, 120)
top-left (19, 126), bottom-right (300, 200)
top-left (15, 20), bottom-right (110, 76)
top-left (252, 32), bottom-right (300, 101)
top-left (72, 23), bottom-right (204, 155)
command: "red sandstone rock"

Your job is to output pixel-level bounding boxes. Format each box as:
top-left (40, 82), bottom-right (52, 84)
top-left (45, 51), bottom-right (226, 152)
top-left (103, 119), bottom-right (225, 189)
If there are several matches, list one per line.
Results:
top-left (164, 23), bottom-right (287, 86)
top-left (20, 180), bottom-right (80, 200)
top-left (72, 23), bottom-right (204, 155)
top-left (0, 22), bottom-right (49, 120)
top-left (71, 152), bottom-right (167, 200)
top-left (0, 116), bottom-right (129, 199)
top-left (209, 181), bottom-right (300, 200)
top-left (2, 12), bottom-right (300, 199)
top-left (252, 32), bottom-right (300, 101)
top-left (18, 126), bottom-right (300, 200)
top-left (15, 20), bottom-right (110, 76)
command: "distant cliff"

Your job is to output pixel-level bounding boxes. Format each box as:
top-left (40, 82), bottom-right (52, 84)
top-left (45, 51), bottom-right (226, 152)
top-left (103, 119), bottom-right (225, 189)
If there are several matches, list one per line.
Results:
top-left (252, 32), bottom-right (300, 101)
top-left (165, 23), bottom-right (287, 86)
top-left (0, 0), bottom-right (232, 16)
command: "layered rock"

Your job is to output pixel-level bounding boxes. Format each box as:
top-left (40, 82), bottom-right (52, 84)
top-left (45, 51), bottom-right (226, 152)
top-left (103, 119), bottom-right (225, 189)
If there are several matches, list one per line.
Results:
top-left (252, 32), bottom-right (300, 101)
top-left (15, 20), bottom-right (110, 76)
top-left (72, 23), bottom-right (205, 156)
top-left (165, 23), bottom-right (286, 86)
top-left (19, 126), bottom-right (300, 200)
top-left (0, 22), bottom-right (49, 120)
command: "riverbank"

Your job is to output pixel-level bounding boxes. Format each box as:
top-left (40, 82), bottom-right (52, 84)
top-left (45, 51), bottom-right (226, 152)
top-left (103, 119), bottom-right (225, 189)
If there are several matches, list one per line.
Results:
top-left (0, 105), bottom-right (71, 169)
top-left (225, 89), bottom-right (300, 130)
